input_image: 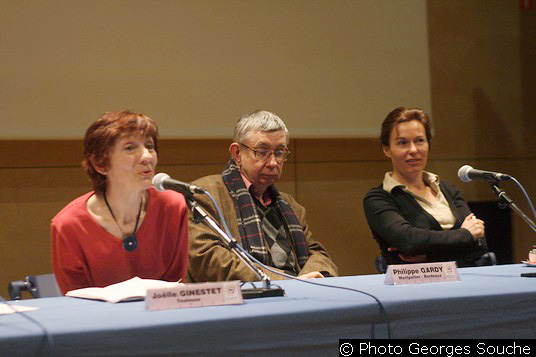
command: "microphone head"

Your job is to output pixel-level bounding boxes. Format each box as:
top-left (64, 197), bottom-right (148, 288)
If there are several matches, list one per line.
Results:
top-left (152, 172), bottom-right (170, 192)
top-left (458, 165), bottom-right (473, 182)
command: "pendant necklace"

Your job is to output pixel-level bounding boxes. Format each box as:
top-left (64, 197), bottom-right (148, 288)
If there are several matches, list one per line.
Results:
top-left (103, 193), bottom-right (143, 252)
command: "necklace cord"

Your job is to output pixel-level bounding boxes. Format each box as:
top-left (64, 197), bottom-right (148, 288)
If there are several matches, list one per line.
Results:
top-left (103, 193), bottom-right (143, 244)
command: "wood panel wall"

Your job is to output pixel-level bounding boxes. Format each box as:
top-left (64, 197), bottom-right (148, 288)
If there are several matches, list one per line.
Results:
top-left (1, 138), bottom-right (535, 298)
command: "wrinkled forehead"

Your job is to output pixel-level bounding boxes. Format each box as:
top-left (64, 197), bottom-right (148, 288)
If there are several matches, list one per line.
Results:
top-left (242, 130), bottom-right (288, 147)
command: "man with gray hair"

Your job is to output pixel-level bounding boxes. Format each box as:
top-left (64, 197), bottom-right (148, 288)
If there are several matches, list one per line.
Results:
top-left (187, 110), bottom-right (338, 282)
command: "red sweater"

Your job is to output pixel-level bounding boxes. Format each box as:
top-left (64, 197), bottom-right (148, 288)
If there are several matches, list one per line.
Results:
top-left (51, 187), bottom-right (188, 294)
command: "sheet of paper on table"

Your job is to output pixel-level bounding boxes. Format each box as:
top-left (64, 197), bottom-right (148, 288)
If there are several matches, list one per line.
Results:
top-left (0, 304), bottom-right (39, 315)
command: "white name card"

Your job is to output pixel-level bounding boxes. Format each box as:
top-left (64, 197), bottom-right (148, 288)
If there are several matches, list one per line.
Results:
top-left (384, 261), bottom-right (460, 285)
top-left (145, 281), bottom-right (243, 311)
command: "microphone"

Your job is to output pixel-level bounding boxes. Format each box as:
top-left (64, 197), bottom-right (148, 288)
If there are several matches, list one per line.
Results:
top-left (457, 165), bottom-right (511, 183)
top-left (152, 173), bottom-right (206, 194)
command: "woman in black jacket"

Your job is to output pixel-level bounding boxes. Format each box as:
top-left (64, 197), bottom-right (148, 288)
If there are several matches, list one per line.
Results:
top-left (363, 107), bottom-right (486, 267)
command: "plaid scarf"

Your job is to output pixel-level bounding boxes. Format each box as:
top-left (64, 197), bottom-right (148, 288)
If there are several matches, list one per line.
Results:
top-left (221, 159), bottom-right (309, 269)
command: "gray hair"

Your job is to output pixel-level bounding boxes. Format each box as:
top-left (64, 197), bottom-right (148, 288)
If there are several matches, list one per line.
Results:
top-left (233, 110), bottom-right (289, 144)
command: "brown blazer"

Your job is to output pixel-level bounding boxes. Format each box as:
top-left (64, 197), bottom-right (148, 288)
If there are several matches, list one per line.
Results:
top-left (186, 174), bottom-right (338, 282)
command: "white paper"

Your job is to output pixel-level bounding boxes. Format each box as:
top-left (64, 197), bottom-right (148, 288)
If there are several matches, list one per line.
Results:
top-left (0, 304), bottom-right (38, 315)
top-left (66, 277), bottom-right (182, 303)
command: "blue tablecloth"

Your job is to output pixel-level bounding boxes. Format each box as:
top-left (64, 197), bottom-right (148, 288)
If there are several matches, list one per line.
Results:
top-left (1, 264), bottom-right (536, 356)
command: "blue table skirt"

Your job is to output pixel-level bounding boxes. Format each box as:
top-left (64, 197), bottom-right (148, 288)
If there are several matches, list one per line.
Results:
top-left (1, 264), bottom-right (536, 356)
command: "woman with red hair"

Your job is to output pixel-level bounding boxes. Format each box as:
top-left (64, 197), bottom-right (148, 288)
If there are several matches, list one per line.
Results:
top-left (51, 110), bottom-right (188, 294)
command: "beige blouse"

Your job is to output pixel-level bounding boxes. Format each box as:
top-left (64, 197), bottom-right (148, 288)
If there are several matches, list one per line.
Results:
top-left (382, 171), bottom-right (456, 230)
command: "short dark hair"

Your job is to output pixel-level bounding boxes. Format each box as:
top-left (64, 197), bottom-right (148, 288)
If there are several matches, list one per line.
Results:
top-left (82, 110), bottom-right (159, 193)
top-left (380, 107), bottom-right (432, 147)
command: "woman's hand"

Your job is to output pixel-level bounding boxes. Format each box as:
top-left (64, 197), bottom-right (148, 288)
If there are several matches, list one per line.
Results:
top-left (387, 247), bottom-right (427, 263)
top-left (461, 213), bottom-right (485, 240)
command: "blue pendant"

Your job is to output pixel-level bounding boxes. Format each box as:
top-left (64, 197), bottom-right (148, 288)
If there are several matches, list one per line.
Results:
top-left (123, 235), bottom-right (138, 252)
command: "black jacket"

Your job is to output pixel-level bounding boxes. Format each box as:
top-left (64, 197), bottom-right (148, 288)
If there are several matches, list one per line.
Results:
top-left (363, 180), bottom-right (485, 267)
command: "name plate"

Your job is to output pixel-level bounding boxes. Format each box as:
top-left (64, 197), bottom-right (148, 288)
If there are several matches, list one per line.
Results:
top-left (384, 261), bottom-right (460, 285)
top-left (145, 281), bottom-right (243, 311)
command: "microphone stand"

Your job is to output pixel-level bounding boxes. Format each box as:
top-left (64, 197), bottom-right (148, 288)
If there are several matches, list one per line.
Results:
top-left (489, 182), bottom-right (536, 232)
top-left (180, 189), bottom-right (285, 299)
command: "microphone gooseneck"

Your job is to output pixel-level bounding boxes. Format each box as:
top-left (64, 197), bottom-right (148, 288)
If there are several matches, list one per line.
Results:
top-left (458, 166), bottom-right (536, 232)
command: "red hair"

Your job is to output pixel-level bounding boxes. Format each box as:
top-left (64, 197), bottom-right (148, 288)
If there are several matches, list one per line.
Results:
top-left (82, 110), bottom-right (159, 193)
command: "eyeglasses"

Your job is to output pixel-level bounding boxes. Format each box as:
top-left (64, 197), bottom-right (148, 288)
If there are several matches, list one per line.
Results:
top-left (239, 143), bottom-right (291, 162)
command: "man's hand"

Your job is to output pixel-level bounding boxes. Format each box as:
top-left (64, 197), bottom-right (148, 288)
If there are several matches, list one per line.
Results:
top-left (297, 271), bottom-right (324, 279)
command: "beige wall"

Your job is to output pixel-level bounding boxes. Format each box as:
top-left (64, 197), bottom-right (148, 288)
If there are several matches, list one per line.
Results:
top-left (0, 0), bottom-right (430, 139)
top-left (1, 1), bottom-right (535, 297)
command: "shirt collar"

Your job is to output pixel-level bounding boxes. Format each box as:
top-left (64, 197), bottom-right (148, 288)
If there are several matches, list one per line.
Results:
top-left (382, 171), bottom-right (440, 194)
top-left (240, 173), bottom-right (272, 206)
